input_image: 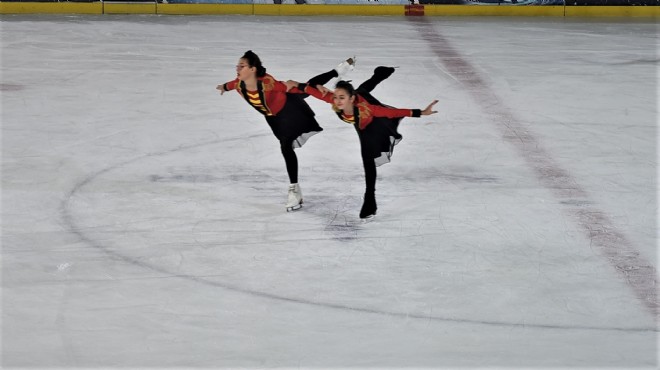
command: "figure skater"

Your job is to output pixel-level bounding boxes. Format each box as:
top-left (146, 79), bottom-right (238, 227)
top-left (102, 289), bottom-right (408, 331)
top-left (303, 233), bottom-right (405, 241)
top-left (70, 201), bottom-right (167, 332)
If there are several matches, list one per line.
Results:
top-left (286, 67), bottom-right (438, 219)
top-left (216, 51), bottom-right (354, 211)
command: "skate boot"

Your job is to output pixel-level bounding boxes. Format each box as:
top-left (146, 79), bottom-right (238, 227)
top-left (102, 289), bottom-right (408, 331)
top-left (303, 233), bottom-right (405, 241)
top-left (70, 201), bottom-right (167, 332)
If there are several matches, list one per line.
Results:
top-left (286, 183), bottom-right (303, 212)
top-left (335, 56), bottom-right (356, 79)
top-left (359, 191), bottom-right (377, 219)
top-left (374, 66), bottom-right (396, 80)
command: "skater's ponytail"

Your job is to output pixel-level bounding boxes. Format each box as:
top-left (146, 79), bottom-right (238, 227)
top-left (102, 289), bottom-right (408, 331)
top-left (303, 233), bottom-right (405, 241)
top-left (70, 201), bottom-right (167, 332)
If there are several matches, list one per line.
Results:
top-left (242, 50), bottom-right (267, 77)
top-left (335, 80), bottom-right (355, 96)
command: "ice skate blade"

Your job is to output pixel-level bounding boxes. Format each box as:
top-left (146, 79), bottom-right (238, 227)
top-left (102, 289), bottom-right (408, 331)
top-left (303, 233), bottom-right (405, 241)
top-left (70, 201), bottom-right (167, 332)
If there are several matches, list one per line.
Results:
top-left (360, 213), bottom-right (376, 221)
top-left (286, 204), bottom-right (303, 212)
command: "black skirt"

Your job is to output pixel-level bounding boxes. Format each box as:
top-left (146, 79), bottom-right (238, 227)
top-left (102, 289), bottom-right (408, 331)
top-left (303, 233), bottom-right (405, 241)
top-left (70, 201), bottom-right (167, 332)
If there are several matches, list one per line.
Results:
top-left (354, 91), bottom-right (403, 167)
top-left (265, 93), bottom-right (323, 149)
top-left (355, 117), bottom-right (403, 167)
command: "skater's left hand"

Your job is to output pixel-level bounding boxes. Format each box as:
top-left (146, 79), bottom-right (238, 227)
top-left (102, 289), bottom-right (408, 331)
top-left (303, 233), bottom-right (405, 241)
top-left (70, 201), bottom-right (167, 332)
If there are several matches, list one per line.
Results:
top-left (216, 84), bottom-right (226, 95)
top-left (421, 100), bottom-right (439, 116)
top-left (315, 84), bottom-right (333, 97)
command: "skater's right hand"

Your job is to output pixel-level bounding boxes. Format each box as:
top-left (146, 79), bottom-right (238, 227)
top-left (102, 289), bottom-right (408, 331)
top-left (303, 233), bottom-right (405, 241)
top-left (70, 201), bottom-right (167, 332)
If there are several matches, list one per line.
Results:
top-left (216, 84), bottom-right (226, 95)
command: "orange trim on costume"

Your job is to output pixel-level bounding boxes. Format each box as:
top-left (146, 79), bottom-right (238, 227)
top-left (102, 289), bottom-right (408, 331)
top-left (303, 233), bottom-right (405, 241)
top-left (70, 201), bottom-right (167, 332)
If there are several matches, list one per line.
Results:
top-left (247, 90), bottom-right (272, 116)
top-left (340, 113), bottom-right (355, 125)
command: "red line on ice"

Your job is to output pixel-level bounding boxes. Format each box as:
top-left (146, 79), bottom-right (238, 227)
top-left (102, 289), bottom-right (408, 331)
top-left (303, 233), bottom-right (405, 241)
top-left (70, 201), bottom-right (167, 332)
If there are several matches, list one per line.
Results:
top-left (411, 18), bottom-right (657, 320)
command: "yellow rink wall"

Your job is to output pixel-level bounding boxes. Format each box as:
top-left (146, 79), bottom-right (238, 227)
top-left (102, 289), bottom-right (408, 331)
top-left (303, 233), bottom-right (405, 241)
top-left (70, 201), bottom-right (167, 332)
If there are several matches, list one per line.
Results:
top-left (0, 1), bottom-right (102, 13)
top-left (0, 2), bottom-right (659, 17)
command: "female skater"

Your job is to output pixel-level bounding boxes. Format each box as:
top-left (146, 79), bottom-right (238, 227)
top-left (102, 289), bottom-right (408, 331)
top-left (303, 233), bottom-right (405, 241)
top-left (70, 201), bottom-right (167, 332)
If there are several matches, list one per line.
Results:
top-left (286, 67), bottom-right (438, 219)
top-left (216, 51), bottom-right (354, 211)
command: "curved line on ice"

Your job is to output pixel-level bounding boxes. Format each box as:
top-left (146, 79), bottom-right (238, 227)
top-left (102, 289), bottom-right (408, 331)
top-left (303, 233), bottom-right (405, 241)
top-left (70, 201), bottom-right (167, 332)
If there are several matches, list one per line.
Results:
top-left (60, 134), bottom-right (657, 334)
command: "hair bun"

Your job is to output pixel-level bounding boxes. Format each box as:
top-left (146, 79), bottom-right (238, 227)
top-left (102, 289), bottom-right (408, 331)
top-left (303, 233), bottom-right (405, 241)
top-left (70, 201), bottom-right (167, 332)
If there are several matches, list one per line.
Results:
top-left (241, 50), bottom-right (266, 77)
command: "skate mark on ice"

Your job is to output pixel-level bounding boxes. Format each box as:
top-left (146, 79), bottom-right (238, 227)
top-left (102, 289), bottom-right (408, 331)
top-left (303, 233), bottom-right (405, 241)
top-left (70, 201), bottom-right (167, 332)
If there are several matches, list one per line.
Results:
top-left (399, 167), bottom-right (500, 185)
top-left (59, 134), bottom-right (656, 334)
top-left (323, 222), bottom-right (360, 242)
top-left (410, 17), bottom-right (657, 320)
top-left (149, 168), bottom-right (273, 185)
top-left (0, 83), bottom-right (24, 91)
top-left (323, 216), bottom-right (362, 242)
top-left (150, 174), bottom-right (220, 183)
top-left (304, 195), bottom-right (363, 242)
top-left (432, 172), bottom-right (498, 184)
top-left (149, 165), bottom-right (221, 183)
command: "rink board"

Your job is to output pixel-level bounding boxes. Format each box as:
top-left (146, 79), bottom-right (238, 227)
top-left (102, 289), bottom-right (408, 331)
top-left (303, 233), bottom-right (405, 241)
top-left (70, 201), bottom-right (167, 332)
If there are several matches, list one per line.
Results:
top-left (1, 2), bottom-right (659, 16)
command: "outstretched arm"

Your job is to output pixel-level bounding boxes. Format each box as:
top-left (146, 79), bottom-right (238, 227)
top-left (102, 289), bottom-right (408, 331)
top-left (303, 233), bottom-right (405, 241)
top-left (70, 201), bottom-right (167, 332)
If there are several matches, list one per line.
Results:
top-left (282, 79), bottom-right (311, 93)
top-left (285, 81), bottom-right (334, 104)
top-left (370, 99), bottom-right (439, 119)
top-left (216, 79), bottom-right (238, 95)
top-left (304, 84), bottom-right (334, 103)
top-left (310, 84), bottom-right (333, 97)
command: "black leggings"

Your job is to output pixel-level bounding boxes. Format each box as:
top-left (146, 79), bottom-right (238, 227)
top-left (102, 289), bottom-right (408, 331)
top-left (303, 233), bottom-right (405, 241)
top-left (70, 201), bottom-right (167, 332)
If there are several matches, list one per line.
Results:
top-left (281, 139), bottom-right (298, 184)
top-left (279, 69), bottom-right (340, 184)
top-left (362, 147), bottom-right (377, 194)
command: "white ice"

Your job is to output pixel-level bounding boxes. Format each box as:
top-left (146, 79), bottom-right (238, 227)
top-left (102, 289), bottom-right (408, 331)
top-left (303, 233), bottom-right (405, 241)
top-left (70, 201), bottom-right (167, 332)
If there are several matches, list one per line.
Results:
top-left (1, 14), bottom-right (658, 368)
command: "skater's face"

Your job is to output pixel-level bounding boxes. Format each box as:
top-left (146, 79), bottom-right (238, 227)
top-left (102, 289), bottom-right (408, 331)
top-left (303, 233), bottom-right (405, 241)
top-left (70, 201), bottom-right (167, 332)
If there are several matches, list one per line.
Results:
top-left (333, 88), bottom-right (355, 111)
top-left (236, 58), bottom-right (256, 81)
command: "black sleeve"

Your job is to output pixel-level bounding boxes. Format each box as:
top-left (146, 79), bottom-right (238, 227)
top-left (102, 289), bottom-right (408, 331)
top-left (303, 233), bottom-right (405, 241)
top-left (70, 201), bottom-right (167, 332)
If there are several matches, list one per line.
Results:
top-left (411, 109), bottom-right (422, 118)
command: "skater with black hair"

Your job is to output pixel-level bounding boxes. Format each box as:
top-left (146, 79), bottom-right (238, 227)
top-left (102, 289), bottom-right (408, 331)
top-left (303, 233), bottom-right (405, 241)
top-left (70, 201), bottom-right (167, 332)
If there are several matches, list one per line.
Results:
top-left (216, 51), bottom-right (354, 211)
top-left (285, 67), bottom-right (438, 219)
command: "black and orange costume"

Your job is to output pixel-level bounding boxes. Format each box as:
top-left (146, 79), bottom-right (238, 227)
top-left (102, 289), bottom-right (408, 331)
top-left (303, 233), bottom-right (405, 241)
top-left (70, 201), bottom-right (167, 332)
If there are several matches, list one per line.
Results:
top-left (297, 67), bottom-right (425, 218)
top-left (221, 73), bottom-right (322, 147)
top-left (299, 71), bottom-right (421, 166)
top-left (221, 73), bottom-right (324, 184)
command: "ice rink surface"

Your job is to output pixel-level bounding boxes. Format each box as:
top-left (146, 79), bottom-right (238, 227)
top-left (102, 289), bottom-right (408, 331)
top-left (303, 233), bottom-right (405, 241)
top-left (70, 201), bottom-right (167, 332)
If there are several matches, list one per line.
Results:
top-left (1, 13), bottom-right (658, 368)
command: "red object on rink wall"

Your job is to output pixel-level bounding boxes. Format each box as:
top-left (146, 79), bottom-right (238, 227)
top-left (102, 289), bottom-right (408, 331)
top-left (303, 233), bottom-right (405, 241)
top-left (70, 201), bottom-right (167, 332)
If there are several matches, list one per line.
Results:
top-left (405, 4), bottom-right (424, 15)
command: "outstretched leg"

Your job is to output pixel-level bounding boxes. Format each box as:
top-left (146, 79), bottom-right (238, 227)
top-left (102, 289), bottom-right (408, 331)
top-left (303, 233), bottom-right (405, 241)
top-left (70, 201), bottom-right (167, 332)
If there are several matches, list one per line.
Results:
top-left (306, 57), bottom-right (356, 87)
top-left (357, 66), bottom-right (395, 94)
top-left (306, 69), bottom-right (338, 88)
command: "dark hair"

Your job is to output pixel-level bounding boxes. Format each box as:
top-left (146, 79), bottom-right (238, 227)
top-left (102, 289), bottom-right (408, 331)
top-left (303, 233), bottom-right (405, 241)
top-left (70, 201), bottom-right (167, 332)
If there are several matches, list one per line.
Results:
top-left (242, 50), bottom-right (267, 77)
top-left (335, 80), bottom-right (355, 96)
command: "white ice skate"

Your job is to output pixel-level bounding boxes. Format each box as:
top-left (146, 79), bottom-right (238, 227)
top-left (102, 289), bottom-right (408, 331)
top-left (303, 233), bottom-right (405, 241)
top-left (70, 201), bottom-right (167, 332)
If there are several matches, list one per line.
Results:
top-left (286, 183), bottom-right (303, 212)
top-left (335, 56), bottom-right (356, 80)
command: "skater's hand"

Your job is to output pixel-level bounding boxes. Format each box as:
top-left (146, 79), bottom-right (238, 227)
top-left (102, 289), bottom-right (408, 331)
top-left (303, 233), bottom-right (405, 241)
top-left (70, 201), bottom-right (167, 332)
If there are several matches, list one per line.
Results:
top-left (284, 80), bottom-right (299, 92)
top-left (216, 84), bottom-right (226, 95)
top-left (316, 84), bottom-right (332, 97)
top-left (421, 100), bottom-right (439, 116)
